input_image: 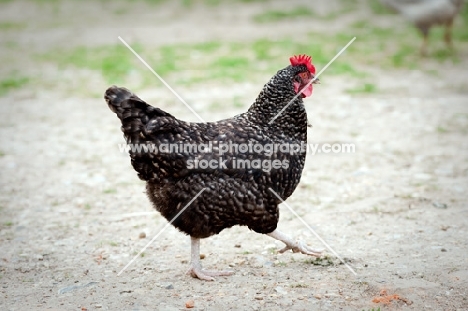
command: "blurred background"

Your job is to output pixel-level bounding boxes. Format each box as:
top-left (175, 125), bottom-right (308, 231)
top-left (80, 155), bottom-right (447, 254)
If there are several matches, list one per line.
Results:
top-left (0, 0), bottom-right (467, 103)
top-left (0, 0), bottom-right (467, 310)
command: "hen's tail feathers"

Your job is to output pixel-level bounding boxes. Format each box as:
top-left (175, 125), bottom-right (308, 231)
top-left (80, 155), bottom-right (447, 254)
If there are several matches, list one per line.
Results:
top-left (105, 85), bottom-right (134, 116)
top-left (105, 85), bottom-right (169, 122)
top-left (105, 85), bottom-right (172, 136)
top-left (105, 86), bottom-right (174, 180)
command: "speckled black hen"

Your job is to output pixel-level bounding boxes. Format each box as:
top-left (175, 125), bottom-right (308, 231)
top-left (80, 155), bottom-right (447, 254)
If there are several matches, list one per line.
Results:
top-left (105, 55), bottom-right (322, 281)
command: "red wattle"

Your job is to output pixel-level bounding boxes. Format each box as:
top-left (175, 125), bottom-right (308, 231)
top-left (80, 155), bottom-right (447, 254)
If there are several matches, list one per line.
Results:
top-left (294, 81), bottom-right (313, 98)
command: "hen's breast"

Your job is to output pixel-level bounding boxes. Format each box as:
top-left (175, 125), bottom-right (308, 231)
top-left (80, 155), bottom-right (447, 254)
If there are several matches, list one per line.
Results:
top-left (212, 116), bottom-right (307, 197)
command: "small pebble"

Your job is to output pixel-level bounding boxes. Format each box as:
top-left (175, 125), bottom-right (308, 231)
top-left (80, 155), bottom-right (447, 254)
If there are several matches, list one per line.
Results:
top-left (275, 286), bottom-right (287, 295)
top-left (200, 254), bottom-right (205, 259)
top-left (254, 295), bottom-right (263, 300)
top-left (165, 284), bottom-right (174, 289)
top-left (185, 299), bottom-right (194, 308)
top-left (433, 202), bottom-right (448, 209)
top-left (139, 232), bottom-right (146, 239)
top-left (234, 259), bottom-right (245, 265)
top-left (95, 304), bottom-right (102, 308)
top-left (441, 248), bottom-right (447, 252)
top-left (234, 244), bottom-right (241, 248)
top-left (314, 294), bottom-right (322, 299)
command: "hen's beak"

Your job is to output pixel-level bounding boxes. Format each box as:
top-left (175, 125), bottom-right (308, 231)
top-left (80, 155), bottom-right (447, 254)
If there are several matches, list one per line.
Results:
top-left (312, 76), bottom-right (320, 84)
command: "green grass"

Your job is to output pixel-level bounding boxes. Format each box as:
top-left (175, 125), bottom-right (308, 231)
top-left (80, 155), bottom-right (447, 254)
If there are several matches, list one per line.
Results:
top-left (40, 45), bottom-right (143, 84)
top-left (34, 4), bottom-right (467, 94)
top-left (321, 0), bottom-right (359, 19)
top-left (19, 6), bottom-right (449, 89)
top-left (232, 96), bottom-right (245, 108)
top-left (214, 56), bottom-right (249, 69)
top-left (39, 33), bottom-right (362, 89)
top-left (210, 56), bottom-right (250, 82)
top-left (253, 6), bottom-right (315, 23)
top-left (0, 76), bottom-right (30, 96)
top-left (459, 2), bottom-right (468, 24)
top-left (351, 0), bottom-right (468, 64)
top-left (350, 20), bottom-right (368, 29)
top-left (0, 0), bottom-right (468, 99)
top-left (192, 41), bottom-right (222, 53)
top-left (347, 83), bottom-right (378, 94)
top-left (437, 126), bottom-right (448, 133)
top-left (0, 21), bottom-right (26, 31)
top-left (276, 261), bottom-right (287, 267)
top-left (348, 20), bottom-right (462, 67)
top-left (368, 0), bottom-right (388, 15)
top-left (328, 62), bottom-right (366, 77)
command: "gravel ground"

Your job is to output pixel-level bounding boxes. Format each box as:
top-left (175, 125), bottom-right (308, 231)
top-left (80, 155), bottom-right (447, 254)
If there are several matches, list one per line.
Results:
top-left (0, 0), bottom-right (467, 310)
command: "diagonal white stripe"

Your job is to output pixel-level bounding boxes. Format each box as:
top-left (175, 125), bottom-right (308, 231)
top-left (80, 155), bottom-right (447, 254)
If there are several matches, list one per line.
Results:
top-left (117, 188), bottom-right (207, 276)
top-left (268, 188), bottom-right (357, 276)
top-left (268, 37), bottom-right (357, 124)
top-left (118, 36), bottom-right (206, 123)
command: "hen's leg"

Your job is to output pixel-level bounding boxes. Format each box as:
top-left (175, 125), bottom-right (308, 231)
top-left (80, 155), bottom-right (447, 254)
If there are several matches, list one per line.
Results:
top-left (444, 19), bottom-right (454, 49)
top-left (187, 237), bottom-right (233, 281)
top-left (419, 27), bottom-right (429, 56)
top-left (267, 229), bottom-right (322, 257)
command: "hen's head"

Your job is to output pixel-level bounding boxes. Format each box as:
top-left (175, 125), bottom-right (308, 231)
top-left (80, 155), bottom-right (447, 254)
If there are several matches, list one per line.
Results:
top-left (289, 54), bottom-right (319, 98)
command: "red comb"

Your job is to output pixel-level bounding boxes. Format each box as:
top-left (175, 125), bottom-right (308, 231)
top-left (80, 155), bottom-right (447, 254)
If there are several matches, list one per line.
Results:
top-left (289, 54), bottom-right (315, 74)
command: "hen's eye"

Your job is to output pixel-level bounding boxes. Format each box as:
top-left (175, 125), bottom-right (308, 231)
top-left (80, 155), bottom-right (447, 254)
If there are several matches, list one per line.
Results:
top-left (299, 72), bottom-right (308, 80)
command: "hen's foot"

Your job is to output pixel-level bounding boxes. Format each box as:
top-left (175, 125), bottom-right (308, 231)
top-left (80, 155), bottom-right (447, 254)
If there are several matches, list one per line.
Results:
top-left (267, 229), bottom-right (323, 257)
top-left (187, 265), bottom-right (233, 281)
top-left (278, 240), bottom-right (322, 257)
top-left (189, 237), bottom-right (233, 281)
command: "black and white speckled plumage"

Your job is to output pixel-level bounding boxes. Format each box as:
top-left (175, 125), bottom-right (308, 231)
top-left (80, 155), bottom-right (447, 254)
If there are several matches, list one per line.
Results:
top-left (105, 63), bottom-right (312, 239)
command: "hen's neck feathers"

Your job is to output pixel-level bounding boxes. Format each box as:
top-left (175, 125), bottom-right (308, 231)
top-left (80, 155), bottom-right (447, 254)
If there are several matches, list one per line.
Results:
top-left (245, 67), bottom-right (308, 139)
